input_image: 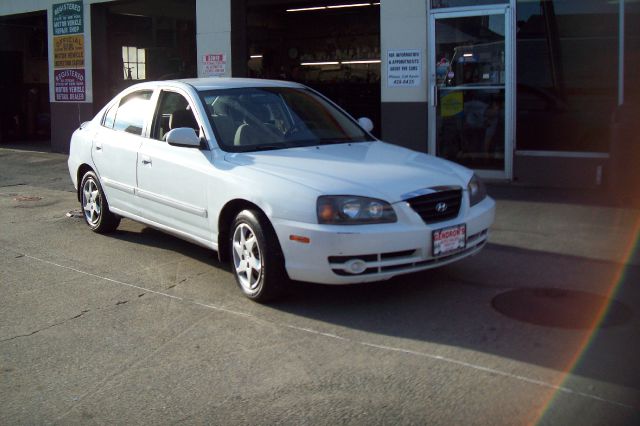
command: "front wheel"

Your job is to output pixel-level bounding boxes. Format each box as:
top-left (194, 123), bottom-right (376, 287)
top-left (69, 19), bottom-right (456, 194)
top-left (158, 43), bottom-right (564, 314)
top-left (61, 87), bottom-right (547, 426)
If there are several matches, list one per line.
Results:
top-left (230, 210), bottom-right (286, 302)
top-left (80, 171), bottom-right (120, 233)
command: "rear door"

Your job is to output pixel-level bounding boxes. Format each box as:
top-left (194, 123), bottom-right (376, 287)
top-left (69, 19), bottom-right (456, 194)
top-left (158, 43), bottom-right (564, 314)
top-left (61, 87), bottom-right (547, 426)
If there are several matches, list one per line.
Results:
top-left (92, 90), bottom-right (153, 215)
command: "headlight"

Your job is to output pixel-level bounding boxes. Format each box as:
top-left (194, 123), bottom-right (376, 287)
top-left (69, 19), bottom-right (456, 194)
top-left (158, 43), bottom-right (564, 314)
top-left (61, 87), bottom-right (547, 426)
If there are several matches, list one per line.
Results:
top-left (468, 174), bottom-right (487, 207)
top-left (317, 196), bottom-right (397, 225)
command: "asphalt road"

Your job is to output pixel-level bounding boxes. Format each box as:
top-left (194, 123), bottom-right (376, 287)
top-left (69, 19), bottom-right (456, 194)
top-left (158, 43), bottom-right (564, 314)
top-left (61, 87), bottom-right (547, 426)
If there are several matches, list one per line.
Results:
top-left (1, 147), bottom-right (639, 425)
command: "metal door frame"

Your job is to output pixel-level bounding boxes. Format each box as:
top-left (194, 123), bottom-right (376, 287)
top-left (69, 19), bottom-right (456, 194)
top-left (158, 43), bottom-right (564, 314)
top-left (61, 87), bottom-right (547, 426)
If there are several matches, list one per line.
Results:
top-left (428, 4), bottom-right (515, 180)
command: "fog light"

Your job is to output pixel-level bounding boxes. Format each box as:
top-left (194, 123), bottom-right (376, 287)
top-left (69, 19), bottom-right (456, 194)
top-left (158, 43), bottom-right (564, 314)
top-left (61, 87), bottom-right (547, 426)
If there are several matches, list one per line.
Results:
top-left (344, 259), bottom-right (367, 274)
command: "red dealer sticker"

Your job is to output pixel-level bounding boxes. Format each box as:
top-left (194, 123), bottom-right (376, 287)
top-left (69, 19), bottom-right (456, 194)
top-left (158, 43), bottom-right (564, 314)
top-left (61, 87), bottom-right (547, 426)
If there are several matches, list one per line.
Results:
top-left (54, 68), bottom-right (85, 102)
top-left (432, 224), bottom-right (466, 257)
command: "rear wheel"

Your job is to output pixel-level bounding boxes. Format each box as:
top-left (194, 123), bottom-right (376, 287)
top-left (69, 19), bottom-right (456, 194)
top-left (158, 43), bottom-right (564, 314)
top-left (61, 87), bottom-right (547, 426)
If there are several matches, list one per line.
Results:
top-left (80, 171), bottom-right (120, 233)
top-left (230, 210), bottom-right (286, 302)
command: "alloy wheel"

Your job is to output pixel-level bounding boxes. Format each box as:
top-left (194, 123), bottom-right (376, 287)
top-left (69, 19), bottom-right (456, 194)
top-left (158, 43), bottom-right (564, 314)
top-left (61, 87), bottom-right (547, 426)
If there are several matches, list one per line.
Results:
top-left (82, 177), bottom-right (102, 226)
top-left (232, 223), bottom-right (263, 294)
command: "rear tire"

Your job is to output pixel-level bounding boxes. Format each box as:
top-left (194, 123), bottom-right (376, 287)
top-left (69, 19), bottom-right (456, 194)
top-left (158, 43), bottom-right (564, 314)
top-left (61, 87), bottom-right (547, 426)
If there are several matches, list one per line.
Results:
top-left (80, 171), bottom-right (120, 233)
top-left (230, 209), bottom-right (286, 302)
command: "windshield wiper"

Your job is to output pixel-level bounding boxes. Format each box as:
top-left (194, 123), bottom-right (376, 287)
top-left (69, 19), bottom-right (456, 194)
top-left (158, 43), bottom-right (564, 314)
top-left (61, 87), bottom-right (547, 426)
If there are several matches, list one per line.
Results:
top-left (249, 143), bottom-right (291, 152)
top-left (317, 137), bottom-right (363, 145)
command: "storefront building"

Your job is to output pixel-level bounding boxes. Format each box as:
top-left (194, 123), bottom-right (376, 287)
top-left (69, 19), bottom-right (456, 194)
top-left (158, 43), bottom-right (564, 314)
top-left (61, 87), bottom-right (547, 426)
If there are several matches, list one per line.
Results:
top-left (1, 0), bottom-right (637, 188)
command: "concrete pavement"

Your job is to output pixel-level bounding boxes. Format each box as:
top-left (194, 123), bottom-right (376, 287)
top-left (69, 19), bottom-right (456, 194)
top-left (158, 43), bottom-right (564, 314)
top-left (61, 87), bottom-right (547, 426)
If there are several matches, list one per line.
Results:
top-left (1, 146), bottom-right (639, 425)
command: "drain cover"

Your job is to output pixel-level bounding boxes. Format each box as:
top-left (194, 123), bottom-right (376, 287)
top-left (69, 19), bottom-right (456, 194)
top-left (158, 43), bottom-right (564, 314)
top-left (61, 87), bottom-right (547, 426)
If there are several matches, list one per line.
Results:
top-left (492, 288), bottom-right (632, 329)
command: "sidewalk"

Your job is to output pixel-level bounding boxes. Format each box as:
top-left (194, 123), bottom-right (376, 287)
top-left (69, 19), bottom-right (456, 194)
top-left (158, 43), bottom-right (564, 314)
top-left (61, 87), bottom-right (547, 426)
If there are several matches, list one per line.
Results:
top-left (488, 184), bottom-right (640, 267)
top-left (1, 146), bottom-right (638, 267)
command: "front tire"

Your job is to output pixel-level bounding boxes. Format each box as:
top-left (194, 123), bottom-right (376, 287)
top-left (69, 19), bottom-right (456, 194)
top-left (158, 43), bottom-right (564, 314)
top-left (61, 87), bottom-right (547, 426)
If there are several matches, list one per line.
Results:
top-left (80, 171), bottom-right (120, 233)
top-left (230, 210), bottom-right (286, 302)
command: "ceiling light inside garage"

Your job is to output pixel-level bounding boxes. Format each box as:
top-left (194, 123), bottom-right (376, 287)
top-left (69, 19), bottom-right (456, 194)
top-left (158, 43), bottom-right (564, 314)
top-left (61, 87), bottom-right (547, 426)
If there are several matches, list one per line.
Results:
top-left (327, 3), bottom-right (371, 9)
top-left (301, 60), bottom-right (381, 66)
top-left (301, 61), bottom-right (341, 66)
top-left (341, 59), bottom-right (381, 64)
top-left (286, 6), bottom-right (327, 12)
top-left (286, 3), bottom-right (380, 12)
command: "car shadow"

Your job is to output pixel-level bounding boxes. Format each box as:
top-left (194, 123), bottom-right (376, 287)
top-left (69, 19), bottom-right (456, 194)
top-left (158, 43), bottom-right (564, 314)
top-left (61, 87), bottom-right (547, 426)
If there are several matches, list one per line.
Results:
top-left (108, 225), bottom-right (231, 272)
top-left (269, 243), bottom-right (639, 394)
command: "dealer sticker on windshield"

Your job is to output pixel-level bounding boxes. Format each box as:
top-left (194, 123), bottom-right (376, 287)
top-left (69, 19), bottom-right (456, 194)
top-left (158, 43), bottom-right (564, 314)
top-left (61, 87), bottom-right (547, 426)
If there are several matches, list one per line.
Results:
top-left (433, 224), bottom-right (466, 257)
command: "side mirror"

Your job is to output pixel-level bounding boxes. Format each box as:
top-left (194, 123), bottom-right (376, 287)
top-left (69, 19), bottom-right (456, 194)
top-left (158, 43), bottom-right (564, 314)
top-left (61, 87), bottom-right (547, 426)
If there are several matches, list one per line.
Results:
top-left (358, 117), bottom-right (374, 133)
top-left (165, 128), bottom-right (201, 148)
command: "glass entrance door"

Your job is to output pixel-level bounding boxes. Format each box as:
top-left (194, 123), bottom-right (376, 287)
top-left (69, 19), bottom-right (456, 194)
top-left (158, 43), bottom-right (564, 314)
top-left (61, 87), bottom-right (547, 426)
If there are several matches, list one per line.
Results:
top-left (428, 6), bottom-right (513, 179)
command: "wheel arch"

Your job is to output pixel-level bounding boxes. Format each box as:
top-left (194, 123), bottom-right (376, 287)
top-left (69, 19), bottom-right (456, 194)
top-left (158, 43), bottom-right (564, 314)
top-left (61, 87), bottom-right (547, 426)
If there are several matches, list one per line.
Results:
top-left (217, 199), bottom-right (282, 264)
top-left (76, 164), bottom-right (95, 201)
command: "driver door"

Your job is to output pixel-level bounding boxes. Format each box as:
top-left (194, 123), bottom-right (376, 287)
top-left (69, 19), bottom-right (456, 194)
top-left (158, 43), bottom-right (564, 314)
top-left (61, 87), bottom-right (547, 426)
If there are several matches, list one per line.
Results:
top-left (136, 89), bottom-right (214, 242)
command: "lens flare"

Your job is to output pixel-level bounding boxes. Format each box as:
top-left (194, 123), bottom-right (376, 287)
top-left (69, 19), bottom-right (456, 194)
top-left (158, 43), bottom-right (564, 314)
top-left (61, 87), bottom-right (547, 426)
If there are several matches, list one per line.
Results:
top-left (533, 212), bottom-right (640, 423)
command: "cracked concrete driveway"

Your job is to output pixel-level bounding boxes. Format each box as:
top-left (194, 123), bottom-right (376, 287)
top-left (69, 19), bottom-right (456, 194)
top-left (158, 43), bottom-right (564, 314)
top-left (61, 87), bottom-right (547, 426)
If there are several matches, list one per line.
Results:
top-left (1, 147), bottom-right (639, 424)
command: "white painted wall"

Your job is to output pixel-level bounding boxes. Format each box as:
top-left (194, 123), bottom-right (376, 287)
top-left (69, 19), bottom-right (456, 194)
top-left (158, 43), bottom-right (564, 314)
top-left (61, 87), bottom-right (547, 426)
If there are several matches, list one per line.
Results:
top-left (196, 0), bottom-right (232, 78)
top-left (380, 0), bottom-right (428, 103)
top-left (0, 0), bottom-right (50, 15)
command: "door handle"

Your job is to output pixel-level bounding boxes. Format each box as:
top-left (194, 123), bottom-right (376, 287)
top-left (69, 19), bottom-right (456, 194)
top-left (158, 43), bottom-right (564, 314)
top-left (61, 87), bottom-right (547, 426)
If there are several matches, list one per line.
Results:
top-left (95, 141), bottom-right (102, 151)
top-left (433, 85), bottom-right (438, 108)
top-left (141, 156), bottom-right (152, 165)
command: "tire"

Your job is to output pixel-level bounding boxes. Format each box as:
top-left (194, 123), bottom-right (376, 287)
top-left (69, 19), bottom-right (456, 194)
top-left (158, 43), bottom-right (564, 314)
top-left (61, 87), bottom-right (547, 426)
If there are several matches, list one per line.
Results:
top-left (80, 171), bottom-right (121, 233)
top-left (230, 209), bottom-right (286, 302)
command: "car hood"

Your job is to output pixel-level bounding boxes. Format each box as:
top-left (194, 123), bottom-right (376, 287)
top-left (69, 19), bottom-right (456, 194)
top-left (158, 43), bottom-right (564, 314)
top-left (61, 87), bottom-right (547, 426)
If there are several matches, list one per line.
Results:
top-left (223, 141), bottom-right (472, 203)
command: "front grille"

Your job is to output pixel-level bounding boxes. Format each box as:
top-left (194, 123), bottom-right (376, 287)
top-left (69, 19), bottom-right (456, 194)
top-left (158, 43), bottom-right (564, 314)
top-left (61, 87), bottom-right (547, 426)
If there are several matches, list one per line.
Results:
top-left (329, 242), bottom-right (487, 277)
top-left (406, 188), bottom-right (462, 224)
top-left (328, 254), bottom-right (378, 263)
top-left (326, 228), bottom-right (489, 278)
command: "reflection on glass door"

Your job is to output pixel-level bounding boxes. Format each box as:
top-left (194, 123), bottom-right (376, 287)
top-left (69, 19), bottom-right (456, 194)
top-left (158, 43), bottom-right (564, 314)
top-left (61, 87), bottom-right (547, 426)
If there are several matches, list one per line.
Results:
top-left (429, 7), bottom-right (512, 178)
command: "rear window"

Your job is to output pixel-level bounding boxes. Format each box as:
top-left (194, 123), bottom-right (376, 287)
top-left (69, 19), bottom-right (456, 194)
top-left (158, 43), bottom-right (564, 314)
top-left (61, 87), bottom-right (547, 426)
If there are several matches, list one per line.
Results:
top-left (109, 90), bottom-right (153, 136)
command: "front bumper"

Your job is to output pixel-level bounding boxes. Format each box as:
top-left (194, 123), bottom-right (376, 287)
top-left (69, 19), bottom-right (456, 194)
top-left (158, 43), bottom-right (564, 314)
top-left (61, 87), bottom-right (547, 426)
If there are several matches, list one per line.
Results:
top-left (272, 195), bottom-right (495, 285)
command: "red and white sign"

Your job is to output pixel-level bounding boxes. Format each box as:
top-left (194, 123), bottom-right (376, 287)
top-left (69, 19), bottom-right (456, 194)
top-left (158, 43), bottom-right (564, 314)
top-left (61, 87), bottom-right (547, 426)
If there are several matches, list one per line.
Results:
top-left (202, 53), bottom-right (227, 77)
top-left (433, 224), bottom-right (466, 257)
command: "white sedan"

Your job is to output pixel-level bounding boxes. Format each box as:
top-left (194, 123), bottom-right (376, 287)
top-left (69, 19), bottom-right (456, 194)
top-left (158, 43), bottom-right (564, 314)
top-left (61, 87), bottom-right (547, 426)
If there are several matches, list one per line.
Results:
top-left (68, 78), bottom-right (495, 301)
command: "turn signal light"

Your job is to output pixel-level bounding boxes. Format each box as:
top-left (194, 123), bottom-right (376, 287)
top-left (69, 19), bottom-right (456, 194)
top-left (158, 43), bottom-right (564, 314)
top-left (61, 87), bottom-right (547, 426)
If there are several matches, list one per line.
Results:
top-left (289, 235), bottom-right (311, 244)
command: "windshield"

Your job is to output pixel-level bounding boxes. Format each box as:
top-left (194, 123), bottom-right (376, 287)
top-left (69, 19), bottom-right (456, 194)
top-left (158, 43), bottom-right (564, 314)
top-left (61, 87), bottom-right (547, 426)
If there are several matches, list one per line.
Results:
top-left (199, 87), bottom-right (374, 152)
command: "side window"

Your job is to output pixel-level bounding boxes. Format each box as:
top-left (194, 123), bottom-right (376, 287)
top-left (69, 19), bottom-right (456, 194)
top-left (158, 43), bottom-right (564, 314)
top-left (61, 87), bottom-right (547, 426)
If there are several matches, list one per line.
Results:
top-left (102, 103), bottom-right (117, 129)
top-left (112, 90), bottom-right (153, 136)
top-left (152, 91), bottom-right (200, 141)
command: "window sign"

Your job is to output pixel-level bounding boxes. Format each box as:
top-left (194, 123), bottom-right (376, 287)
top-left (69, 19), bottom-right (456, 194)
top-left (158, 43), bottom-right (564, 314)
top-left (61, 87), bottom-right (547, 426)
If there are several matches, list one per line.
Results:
top-left (387, 49), bottom-right (422, 87)
top-left (53, 1), bottom-right (83, 36)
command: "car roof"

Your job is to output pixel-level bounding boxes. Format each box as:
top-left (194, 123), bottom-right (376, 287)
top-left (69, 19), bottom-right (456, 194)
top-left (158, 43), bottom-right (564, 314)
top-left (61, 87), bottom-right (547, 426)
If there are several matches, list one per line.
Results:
top-left (175, 77), bottom-right (305, 91)
top-left (116, 78), bottom-right (307, 98)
